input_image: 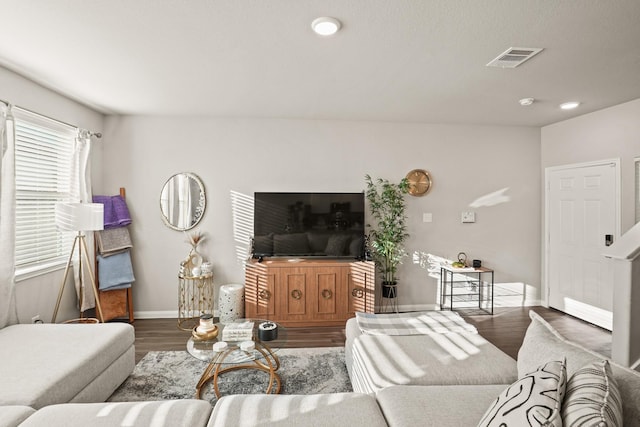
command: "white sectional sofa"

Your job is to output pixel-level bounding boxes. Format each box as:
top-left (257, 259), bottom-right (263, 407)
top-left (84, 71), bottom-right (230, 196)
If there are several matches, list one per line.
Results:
top-left (0, 321), bottom-right (215, 427)
top-left (0, 322), bottom-right (135, 427)
top-left (209, 310), bottom-right (640, 426)
top-left (343, 310), bottom-right (640, 427)
top-left (4, 310), bottom-right (640, 426)
top-left (0, 323), bottom-right (135, 409)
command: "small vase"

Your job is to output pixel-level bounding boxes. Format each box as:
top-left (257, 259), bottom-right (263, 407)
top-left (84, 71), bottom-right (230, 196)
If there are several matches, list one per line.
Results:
top-left (189, 248), bottom-right (203, 268)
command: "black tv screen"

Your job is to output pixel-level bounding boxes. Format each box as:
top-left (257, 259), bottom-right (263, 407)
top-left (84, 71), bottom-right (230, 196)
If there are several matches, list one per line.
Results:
top-left (253, 192), bottom-right (365, 259)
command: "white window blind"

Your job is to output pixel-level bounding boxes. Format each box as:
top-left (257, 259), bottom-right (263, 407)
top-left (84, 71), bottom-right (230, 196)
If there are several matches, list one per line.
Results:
top-left (13, 108), bottom-right (77, 278)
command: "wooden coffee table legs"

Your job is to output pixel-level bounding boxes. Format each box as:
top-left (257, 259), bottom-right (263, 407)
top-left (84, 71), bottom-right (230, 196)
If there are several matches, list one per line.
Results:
top-left (195, 343), bottom-right (281, 399)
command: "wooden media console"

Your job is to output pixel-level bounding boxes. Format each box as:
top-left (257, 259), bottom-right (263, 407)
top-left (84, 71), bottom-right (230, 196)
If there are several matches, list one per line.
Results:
top-left (245, 258), bottom-right (375, 327)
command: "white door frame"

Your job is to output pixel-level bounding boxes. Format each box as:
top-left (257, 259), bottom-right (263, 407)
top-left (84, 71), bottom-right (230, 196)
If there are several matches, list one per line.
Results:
top-left (543, 158), bottom-right (621, 308)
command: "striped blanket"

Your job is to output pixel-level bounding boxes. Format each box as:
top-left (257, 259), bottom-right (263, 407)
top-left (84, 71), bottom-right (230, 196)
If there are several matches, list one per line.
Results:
top-left (355, 311), bottom-right (478, 336)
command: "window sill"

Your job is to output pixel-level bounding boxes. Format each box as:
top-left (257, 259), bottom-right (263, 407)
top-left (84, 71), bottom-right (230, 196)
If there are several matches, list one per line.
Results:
top-left (15, 261), bottom-right (67, 283)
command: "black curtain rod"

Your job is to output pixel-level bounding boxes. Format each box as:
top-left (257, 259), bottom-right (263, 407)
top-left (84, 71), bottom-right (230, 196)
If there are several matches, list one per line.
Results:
top-left (0, 97), bottom-right (101, 138)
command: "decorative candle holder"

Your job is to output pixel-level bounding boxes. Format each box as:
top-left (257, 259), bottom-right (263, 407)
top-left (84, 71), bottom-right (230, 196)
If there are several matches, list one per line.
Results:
top-left (191, 314), bottom-right (218, 341)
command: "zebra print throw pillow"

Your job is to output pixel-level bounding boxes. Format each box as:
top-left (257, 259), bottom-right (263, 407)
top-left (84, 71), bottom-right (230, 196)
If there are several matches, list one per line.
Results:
top-left (477, 359), bottom-right (567, 427)
top-left (562, 359), bottom-right (623, 427)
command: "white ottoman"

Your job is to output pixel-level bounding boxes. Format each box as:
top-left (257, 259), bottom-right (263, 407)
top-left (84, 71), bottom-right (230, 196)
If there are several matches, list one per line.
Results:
top-left (218, 283), bottom-right (244, 323)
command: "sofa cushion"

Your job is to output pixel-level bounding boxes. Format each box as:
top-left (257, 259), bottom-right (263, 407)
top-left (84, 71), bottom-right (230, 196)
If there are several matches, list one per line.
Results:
top-left (518, 311), bottom-right (605, 378)
top-left (0, 406), bottom-right (36, 427)
top-left (207, 393), bottom-right (388, 427)
top-left (71, 345), bottom-right (135, 404)
top-left (518, 310), bottom-right (640, 427)
top-left (477, 359), bottom-right (567, 427)
top-left (376, 384), bottom-right (507, 427)
top-left (19, 400), bottom-right (212, 427)
top-left (0, 323), bottom-right (134, 408)
top-left (562, 359), bottom-right (623, 427)
top-left (349, 331), bottom-right (518, 393)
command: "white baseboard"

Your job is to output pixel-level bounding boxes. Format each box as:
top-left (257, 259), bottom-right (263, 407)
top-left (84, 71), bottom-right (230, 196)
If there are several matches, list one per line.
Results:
top-left (493, 282), bottom-right (540, 307)
top-left (374, 282), bottom-right (540, 313)
top-left (134, 310), bottom-right (221, 319)
top-left (134, 310), bottom-right (178, 319)
top-left (397, 304), bottom-right (439, 312)
top-left (138, 293), bottom-right (541, 320)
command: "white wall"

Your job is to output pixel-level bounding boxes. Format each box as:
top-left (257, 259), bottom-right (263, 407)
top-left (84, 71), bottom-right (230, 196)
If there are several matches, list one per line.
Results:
top-left (541, 98), bottom-right (640, 233)
top-left (0, 66), bottom-right (105, 323)
top-left (103, 116), bottom-right (541, 316)
top-left (5, 66), bottom-right (638, 322)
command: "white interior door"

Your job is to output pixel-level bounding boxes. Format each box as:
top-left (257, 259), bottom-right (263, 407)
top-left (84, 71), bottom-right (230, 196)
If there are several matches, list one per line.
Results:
top-left (546, 160), bottom-right (619, 330)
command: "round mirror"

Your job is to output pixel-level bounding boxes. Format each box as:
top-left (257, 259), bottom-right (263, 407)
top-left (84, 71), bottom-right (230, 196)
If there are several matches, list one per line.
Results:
top-left (160, 172), bottom-right (206, 231)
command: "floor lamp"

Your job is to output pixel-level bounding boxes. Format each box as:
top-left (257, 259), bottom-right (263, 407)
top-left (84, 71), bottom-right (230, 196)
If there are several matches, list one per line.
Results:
top-left (51, 202), bottom-right (105, 323)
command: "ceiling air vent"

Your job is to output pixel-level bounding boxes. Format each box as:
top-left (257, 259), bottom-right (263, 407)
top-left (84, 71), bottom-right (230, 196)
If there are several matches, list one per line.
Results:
top-left (486, 47), bottom-right (543, 68)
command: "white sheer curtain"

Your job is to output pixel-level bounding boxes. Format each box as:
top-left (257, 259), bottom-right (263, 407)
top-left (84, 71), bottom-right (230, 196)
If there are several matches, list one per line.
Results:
top-left (70, 129), bottom-right (97, 312)
top-left (0, 104), bottom-right (18, 327)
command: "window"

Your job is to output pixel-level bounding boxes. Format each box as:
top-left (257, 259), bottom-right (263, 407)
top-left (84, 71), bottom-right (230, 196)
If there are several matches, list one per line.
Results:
top-left (13, 108), bottom-right (77, 280)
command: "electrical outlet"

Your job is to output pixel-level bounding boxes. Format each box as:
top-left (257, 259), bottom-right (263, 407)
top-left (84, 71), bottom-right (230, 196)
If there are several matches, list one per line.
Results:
top-left (461, 211), bottom-right (476, 223)
top-left (31, 315), bottom-right (42, 324)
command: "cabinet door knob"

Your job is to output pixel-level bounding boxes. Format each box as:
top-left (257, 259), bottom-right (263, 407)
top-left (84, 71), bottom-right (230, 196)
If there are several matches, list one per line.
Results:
top-left (291, 289), bottom-right (303, 300)
top-left (321, 289), bottom-right (333, 299)
top-left (351, 288), bottom-right (364, 298)
top-left (258, 289), bottom-right (271, 300)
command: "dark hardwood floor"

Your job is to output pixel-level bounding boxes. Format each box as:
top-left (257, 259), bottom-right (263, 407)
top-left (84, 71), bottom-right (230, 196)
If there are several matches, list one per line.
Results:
top-left (130, 306), bottom-right (612, 363)
top-left (462, 306), bottom-right (611, 360)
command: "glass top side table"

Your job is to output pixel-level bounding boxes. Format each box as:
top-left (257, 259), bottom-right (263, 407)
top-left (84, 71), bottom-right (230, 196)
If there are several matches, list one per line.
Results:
top-left (186, 318), bottom-right (287, 398)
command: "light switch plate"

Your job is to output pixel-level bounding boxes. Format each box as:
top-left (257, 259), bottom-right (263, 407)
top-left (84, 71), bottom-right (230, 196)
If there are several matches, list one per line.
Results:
top-left (423, 213), bottom-right (433, 223)
top-left (461, 211), bottom-right (476, 223)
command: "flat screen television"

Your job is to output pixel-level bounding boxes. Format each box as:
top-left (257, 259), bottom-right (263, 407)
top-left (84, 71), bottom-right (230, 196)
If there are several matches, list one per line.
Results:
top-left (253, 192), bottom-right (365, 259)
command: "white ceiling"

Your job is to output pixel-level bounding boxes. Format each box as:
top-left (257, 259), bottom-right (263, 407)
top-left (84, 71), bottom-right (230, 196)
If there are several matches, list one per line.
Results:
top-left (1, 0), bottom-right (640, 127)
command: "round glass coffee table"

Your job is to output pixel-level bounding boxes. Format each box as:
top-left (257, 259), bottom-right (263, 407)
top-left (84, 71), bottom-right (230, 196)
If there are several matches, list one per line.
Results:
top-left (186, 319), bottom-right (287, 399)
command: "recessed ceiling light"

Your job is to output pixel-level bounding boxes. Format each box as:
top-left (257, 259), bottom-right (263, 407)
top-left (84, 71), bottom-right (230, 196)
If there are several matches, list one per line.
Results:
top-left (560, 101), bottom-right (580, 110)
top-left (519, 98), bottom-right (535, 106)
top-left (311, 17), bottom-right (341, 36)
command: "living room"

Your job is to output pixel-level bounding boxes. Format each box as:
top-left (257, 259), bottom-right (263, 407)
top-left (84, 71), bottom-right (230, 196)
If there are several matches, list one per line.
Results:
top-left (1, 1), bottom-right (640, 426)
top-left (2, 2), bottom-right (639, 327)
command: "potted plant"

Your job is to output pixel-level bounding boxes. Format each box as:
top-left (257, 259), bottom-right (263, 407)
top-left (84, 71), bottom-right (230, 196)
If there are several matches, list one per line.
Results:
top-left (364, 175), bottom-right (410, 299)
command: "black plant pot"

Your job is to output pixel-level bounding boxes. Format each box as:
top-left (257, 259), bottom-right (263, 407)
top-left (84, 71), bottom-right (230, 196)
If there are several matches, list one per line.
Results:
top-left (382, 282), bottom-right (397, 299)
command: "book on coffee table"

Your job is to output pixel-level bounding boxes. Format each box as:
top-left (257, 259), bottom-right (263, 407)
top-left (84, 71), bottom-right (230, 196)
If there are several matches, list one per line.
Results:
top-left (221, 321), bottom-right (254, 342)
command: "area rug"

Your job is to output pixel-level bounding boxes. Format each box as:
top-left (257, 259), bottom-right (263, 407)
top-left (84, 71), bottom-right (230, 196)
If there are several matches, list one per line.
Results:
top-left (108, 347), bottom-right (352, 405)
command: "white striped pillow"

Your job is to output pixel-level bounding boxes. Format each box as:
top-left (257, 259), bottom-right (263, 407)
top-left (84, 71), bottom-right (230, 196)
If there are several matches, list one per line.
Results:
top-left (562, 359), bottom-right (623, 427)
top-left (477, 359), bottom-right (567, 427)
